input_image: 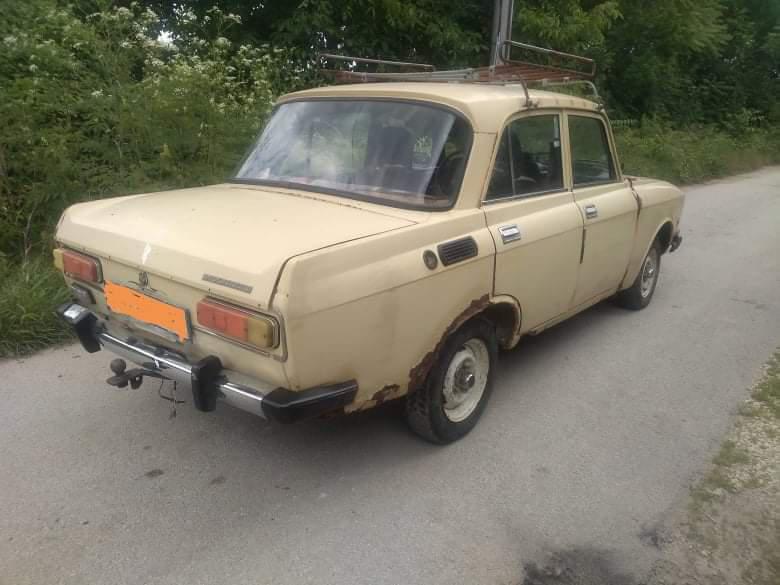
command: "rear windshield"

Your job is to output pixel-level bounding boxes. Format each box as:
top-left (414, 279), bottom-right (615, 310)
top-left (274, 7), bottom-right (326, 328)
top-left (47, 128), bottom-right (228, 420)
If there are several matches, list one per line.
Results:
top-left (233, 100), bottom-right (472, 210)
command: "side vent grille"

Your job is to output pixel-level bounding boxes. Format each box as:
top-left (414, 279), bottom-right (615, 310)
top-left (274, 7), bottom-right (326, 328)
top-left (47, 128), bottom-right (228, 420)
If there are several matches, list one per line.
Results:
top-left (437, 237), bottom-right (478, 266)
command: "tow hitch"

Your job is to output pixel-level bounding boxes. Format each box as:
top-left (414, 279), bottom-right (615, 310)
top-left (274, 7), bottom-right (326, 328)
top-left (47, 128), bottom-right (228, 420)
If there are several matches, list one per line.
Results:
top-left (106, 357), bottom-right (186, 416)
top-left (106, 357), bottom-right (163, 390)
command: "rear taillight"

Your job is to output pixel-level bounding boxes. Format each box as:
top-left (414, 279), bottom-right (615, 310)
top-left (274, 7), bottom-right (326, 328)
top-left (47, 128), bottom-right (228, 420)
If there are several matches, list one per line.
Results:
top-left (196, 298), bottom-right (277, 349)
top-left (54, 248), bottom-right (102, 283)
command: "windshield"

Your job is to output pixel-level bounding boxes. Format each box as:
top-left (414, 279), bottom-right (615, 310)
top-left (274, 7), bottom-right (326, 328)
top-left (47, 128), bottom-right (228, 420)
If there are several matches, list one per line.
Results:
top-left (233, 100), bottom-right (472, 209)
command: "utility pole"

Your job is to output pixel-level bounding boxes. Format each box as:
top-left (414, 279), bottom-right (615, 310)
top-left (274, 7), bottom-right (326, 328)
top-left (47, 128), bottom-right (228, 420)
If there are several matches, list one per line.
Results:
top-left (490, 0), bottom-right (515, 66)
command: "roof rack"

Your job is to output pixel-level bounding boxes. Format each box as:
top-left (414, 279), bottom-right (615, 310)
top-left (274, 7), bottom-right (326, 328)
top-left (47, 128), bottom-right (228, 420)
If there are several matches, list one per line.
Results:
top-left (319, 41), bottom-right (599, 107)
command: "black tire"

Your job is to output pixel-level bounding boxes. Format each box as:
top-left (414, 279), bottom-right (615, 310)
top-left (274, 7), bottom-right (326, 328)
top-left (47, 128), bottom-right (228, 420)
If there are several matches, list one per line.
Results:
top-left (405, 317), bottom-right (498, 444)
top-left (615, 240), bottom-right (662, 310)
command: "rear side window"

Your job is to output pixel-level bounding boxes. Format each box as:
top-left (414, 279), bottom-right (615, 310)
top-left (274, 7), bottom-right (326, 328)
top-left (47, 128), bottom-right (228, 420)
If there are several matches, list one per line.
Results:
top-left (568, 115), bottom-right (616, 185)
top-left (486, 114), bottom-right (563, 200)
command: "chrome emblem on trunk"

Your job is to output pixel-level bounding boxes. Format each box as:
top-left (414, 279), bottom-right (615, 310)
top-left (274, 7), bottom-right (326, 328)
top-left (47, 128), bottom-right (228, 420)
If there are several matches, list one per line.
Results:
top-left (202, 273), bottom-right (253, 294)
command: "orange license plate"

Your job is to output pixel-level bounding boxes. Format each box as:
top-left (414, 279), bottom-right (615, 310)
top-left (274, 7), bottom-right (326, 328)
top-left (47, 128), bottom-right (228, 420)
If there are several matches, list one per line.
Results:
top-left (104, 282), bottom-right (189, 342)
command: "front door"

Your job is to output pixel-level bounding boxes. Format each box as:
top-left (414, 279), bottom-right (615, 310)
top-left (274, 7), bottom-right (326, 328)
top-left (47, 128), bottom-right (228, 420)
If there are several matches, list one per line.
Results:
top-left (566, 112), bottom-right (637, 307)
top-left (483, 111), bottom-right (583, 333)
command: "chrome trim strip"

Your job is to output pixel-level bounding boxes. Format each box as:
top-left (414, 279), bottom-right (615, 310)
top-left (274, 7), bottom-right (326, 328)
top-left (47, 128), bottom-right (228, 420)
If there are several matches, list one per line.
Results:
top-left (482, 187), bottom-right (569, 205)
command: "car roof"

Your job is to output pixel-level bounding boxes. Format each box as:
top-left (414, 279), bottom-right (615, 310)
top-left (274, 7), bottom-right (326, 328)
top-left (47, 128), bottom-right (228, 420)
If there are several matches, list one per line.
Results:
top-left (278, 82), bottom-right (602, 133)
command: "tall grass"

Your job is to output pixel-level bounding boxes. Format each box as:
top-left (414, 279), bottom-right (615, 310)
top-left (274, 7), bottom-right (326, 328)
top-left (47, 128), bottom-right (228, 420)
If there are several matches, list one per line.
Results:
top-left (0, 256), bottom-right (71, 358)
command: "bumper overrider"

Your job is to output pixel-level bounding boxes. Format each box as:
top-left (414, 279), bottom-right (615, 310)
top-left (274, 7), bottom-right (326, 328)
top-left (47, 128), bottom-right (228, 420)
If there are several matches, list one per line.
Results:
top-left (56, 303), bottom-right (357, 423)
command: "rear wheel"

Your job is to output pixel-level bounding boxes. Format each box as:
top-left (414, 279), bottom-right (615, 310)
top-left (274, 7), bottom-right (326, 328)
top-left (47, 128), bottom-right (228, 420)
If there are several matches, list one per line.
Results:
top-left (405, 318), bottom-right (497, 444)
top-left (615, 241), bottom-right (661, 310)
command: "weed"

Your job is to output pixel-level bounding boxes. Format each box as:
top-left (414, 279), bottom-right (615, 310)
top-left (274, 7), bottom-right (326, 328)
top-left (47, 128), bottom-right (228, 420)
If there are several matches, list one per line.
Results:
top-left (752, 353), bottom-right (780, 419)
top-left (0, 256), bottom-right (72, 358)
top-left (713, 440), bottom-right (750, 467)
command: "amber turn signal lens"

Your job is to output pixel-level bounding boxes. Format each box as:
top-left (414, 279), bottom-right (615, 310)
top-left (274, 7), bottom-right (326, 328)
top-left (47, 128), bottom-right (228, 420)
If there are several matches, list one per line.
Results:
top-left (196, 299), bottom-right (276, 349)
top-left (57, 249), bottom-right (102, 283)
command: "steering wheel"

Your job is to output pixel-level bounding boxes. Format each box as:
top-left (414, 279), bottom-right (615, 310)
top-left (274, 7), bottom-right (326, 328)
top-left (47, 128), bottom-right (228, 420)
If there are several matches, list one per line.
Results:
top-left (429, 151), bottom-right (466, 198)
top-left (514, 176), bottom-right (538, 191)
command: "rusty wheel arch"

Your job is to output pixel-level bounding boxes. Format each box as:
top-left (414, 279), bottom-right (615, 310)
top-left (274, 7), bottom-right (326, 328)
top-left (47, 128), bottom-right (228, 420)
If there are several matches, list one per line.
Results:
top-left (407, 294), bottom-right (521, 393)
top-left (483, 297), bottom-right (522, 350)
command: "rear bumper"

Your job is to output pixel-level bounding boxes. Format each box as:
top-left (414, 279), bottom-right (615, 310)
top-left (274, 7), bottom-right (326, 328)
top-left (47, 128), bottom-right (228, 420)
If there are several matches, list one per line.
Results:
top-left (56, 303), bottom-right (357, 423)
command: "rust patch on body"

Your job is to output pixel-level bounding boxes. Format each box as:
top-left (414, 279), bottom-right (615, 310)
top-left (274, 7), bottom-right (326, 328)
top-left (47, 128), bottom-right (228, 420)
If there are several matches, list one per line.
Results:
top-left (372, 384), bottom-right (401, 405)
top-left (407, 294), bottom-right (490, 392)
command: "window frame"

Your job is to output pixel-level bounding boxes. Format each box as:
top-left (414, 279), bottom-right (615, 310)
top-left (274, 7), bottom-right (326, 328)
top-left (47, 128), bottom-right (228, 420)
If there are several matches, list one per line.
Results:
top-left (482, 109), bottom-right (568, 205)
top-left (565, 111), bottom-right (621, 189)
top-left (230, 97), bottom-right (475, 212)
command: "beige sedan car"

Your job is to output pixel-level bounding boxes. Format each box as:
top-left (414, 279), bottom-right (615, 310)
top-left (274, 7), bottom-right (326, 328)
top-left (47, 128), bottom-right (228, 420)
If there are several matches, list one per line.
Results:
top-left (55, 82), bottom-right (683, 443)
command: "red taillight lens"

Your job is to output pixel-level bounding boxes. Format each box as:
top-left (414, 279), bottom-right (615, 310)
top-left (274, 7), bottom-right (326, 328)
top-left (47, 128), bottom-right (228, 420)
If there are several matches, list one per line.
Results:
top-left (196, 299), bottom-right (276, 348)
top-left (62, 250), bottom-right (102, 283)
top-left (197, 300), bottom-right (248, 340)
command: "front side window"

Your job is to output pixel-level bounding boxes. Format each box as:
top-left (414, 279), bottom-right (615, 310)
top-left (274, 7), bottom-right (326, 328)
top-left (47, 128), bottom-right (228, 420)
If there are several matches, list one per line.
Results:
top-left (234, 100), bottom-right (472, 209)
top-left (486, 114), bottom-right (563, 200)
top-left (568, 115), bottom-right (616, 185)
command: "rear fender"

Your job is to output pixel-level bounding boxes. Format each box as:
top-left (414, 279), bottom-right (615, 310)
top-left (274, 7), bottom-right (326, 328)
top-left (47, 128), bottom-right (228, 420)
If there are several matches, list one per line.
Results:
top-left (621, 219), bottom-right (675, 289)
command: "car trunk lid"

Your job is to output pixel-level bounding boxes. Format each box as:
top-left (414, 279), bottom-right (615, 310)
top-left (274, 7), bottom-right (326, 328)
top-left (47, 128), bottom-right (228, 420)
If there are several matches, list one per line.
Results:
top-left (57, 184), bottom-right (417, 308)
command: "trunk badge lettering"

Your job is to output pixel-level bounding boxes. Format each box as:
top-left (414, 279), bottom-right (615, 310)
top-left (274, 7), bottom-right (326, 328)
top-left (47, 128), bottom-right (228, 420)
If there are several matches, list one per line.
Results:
top-left (202, 274), bottom-right (253, 294)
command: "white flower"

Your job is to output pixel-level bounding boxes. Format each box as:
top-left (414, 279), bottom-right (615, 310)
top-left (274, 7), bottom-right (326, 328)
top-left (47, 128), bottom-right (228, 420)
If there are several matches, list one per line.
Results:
top-left (4, 35), bottom-right (17, 45)
top-left (91, 89), bottom-right (104, 97)
top-left (120, 41), bottom-right (131, 48)
top-left (215, 37), bottom-right (230, 48)
top-left (116, 7), bottom-right (131, 17)
top-left (28, 64), bottom-right (38, 73)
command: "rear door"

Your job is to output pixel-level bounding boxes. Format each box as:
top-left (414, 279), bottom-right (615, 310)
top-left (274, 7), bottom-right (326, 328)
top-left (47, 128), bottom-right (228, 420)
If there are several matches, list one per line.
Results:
top-left (483, 111), bottom-right (584, 333)
top-left (565, 112), bottom-right (637, 307)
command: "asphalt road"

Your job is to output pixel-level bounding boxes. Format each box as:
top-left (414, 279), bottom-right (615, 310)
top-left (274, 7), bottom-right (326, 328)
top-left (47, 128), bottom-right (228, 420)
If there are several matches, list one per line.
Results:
top-left (2, 167), bottom-right (779, 585)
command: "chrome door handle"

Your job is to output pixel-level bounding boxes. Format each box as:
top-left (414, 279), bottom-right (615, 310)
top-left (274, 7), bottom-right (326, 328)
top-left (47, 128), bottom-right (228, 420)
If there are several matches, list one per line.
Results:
top-left (584, 204), bottom-right (598, 219)
top-left (498, 224), bottom-right (521, 244)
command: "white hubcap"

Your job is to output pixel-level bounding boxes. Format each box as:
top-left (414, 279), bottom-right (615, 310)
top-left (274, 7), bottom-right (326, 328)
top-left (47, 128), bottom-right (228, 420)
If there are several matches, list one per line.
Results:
top-left (442, 338), bottom-right (489, 422)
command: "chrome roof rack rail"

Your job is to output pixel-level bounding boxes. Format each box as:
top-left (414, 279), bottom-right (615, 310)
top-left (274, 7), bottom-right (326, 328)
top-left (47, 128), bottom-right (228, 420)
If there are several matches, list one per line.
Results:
top-left (318, 53), bottom-right (435, 73)
top-left (318, 41), bottom-right (599, 108)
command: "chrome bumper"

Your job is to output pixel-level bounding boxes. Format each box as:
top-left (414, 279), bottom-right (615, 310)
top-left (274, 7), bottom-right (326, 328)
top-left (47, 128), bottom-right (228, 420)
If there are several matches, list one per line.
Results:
top-left (57, 303), bottom-right (358, 423)
top-left (99, 330), bottom-right (271, 418)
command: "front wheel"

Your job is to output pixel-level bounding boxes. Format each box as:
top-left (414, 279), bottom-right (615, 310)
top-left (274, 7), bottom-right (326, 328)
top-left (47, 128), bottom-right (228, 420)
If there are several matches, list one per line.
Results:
top-left (405, 318), bottom-right (497, 444)
top-left (615, 241), bottom-right (661, 310)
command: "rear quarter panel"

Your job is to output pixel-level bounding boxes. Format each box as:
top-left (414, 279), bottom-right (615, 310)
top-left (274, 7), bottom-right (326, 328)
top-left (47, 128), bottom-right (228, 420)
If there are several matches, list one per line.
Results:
top-left (273, 210), bottom-right (495, 410)
top-left (622, 178), bottom-right (685, 287)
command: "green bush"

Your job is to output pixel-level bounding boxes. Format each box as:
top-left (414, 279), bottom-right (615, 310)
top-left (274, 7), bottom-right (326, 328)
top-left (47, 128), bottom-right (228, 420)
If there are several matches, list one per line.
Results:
top-left (0, 2), bottom-right (280, 357)
top-left (0, 2), bottom-right (275, 260)
top-left (0, 256), bottom-right (71, 358)
top-left (615, 120), bottom-right (780, 184)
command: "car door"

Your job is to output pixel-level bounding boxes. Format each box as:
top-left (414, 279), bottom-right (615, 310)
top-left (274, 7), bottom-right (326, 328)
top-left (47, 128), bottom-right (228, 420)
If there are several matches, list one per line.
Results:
top-left (483, 111), bottom-right (584, 333)
top-left (566, 112), bottom-right (638, 307)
